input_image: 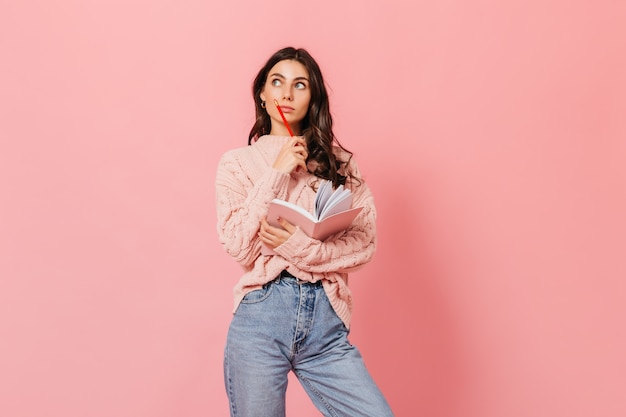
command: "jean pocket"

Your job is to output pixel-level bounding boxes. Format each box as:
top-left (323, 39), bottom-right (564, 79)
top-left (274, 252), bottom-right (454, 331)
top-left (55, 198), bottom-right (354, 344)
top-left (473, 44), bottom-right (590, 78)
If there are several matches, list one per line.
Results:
top-left (240, 282), bottom-right (274, 304)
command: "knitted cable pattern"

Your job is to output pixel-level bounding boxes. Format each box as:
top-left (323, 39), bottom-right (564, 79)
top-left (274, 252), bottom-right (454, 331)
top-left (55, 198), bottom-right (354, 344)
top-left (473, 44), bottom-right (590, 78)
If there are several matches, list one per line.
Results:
top-left (215, 135), bottom-right (377, 328)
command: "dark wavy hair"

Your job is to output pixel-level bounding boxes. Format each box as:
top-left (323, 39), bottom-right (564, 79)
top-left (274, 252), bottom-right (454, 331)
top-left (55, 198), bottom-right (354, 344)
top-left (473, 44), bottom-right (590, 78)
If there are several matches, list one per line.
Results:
top-left (248, 47), bottom-right (354, 188)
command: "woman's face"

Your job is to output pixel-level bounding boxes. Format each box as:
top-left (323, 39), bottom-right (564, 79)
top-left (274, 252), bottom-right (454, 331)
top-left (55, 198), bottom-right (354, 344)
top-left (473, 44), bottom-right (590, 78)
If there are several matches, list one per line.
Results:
top-left (260, 59), bottom-right (311, 136)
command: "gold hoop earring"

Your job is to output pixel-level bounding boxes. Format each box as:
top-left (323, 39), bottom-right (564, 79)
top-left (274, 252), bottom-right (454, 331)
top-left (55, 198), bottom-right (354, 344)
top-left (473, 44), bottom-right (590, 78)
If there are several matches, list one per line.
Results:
top-left (260, 101), bottom-right (266, 108)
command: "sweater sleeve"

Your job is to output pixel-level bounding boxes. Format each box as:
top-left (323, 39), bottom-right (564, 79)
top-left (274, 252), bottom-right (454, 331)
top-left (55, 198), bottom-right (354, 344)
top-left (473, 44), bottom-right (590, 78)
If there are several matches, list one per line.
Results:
top-left (273, 161), bottom-right (377, 274)
top-left (215, 150), bottom-right (290, 267)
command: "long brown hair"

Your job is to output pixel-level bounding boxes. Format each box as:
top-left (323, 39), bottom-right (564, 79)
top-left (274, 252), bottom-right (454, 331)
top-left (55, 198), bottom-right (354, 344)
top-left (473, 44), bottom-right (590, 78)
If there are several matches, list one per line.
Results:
top-left (248, 47), bottom-right (354, 188)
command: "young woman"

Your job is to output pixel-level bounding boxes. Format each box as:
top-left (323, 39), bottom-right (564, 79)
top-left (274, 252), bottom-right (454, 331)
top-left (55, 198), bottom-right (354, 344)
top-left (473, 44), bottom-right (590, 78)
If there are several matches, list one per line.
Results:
top-left (215, 47), bottom-right (394, 417)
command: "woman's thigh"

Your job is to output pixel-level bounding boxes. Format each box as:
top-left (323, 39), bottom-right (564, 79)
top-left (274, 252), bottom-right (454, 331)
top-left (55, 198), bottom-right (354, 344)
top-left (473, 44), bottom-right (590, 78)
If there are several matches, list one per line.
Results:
top-left (293, 291), bottom-right (395, 417)
top-left (223, 281), bottom-right (297, 417)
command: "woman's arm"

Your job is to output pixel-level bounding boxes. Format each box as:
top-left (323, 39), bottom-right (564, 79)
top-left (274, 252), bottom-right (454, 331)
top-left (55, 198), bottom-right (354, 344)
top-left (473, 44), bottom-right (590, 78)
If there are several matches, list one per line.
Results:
top-left (271, 181), bottom-right (377, 274)
top-left (215, 151), bottom-right (290, 267)
top-left (267, 155), bottom-right (378, 274)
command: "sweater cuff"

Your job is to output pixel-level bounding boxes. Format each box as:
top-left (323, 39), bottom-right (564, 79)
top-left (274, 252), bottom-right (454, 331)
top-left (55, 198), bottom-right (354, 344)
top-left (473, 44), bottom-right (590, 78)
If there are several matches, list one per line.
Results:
top-left (266, 169), bottom-right (291, 201)
top-left (249, 168), bottom-right (291, 203)
top-left (274, 227), bottom-right (312, 258)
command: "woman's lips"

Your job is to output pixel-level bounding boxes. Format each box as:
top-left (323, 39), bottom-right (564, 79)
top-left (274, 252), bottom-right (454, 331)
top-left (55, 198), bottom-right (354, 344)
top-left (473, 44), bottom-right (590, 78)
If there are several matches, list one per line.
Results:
top-left (279, 106), bottom-right (295, 113)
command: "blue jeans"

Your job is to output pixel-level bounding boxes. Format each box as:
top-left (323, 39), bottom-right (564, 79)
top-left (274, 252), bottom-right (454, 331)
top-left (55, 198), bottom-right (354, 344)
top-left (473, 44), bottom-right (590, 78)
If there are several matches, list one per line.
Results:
top-left (224, 271), bottom-right (394, 417)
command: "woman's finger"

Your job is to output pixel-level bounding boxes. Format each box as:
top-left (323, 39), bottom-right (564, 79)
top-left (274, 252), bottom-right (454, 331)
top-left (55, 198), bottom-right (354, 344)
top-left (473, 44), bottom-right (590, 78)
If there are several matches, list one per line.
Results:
top-left (277, 217), bottom-right (296, 234)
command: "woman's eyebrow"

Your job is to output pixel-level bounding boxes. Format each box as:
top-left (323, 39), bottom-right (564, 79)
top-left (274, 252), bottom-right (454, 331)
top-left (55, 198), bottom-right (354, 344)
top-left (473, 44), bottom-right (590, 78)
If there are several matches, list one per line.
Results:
top-left (269, 73), bottom-right (309, 82)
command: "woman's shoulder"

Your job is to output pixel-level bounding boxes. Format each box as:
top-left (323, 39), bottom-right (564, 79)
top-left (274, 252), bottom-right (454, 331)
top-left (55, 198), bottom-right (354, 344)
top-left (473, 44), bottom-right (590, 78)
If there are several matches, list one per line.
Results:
top-left (220, 135), bottom-right (289, 165)
top-left (216, 146), bottom-right (256, 180)
top-left (220, 144), bottom-right (250, 159)
top-left (218, 141), bottom-right (258, 163)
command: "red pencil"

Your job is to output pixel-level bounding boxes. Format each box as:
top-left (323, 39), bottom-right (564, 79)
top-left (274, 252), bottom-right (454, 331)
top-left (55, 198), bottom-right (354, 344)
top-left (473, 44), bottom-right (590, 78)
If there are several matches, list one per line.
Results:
top-left (274, 99), bottom-right (295, 136)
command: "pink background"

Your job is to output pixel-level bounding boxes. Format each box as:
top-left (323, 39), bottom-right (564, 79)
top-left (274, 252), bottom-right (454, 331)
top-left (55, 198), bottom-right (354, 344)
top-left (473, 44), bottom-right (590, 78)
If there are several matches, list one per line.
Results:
top-left (1, 1), bottom-right (625, 416)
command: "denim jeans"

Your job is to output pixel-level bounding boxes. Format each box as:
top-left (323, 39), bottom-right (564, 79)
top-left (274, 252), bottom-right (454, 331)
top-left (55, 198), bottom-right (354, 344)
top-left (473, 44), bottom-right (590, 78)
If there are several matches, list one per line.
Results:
top-left (224, 272), bottom-right (394, 417)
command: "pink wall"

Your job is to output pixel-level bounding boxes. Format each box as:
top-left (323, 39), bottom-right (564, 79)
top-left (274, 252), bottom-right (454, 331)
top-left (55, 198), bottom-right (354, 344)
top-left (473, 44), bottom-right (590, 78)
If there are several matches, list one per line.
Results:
top-left (1, 1), bottom-right (625, 416)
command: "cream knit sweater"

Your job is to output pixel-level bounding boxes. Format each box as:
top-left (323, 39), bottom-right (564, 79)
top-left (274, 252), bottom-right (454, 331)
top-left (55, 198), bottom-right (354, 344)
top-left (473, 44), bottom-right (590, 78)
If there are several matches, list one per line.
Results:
top-left (215, 135), bottom-right (377, 327)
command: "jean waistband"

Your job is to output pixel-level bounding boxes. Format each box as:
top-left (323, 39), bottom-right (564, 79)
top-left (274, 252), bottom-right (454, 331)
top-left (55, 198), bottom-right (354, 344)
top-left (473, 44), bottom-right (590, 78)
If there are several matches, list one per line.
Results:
top-left (275, 270), bottom-right (323, 287)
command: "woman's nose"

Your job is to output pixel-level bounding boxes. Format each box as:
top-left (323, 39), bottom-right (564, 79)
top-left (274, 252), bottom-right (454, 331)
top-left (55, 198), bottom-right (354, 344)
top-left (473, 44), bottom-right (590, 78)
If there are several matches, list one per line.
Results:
top-left (282, 87), bottom-right (293, 101)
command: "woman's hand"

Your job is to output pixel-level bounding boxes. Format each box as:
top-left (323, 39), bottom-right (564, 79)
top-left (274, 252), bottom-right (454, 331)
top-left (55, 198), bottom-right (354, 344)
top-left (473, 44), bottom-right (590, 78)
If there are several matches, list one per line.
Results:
top-left (258, 217), bottom-right (297, 250)
top-left (272, 136), bottom-right (308, 174)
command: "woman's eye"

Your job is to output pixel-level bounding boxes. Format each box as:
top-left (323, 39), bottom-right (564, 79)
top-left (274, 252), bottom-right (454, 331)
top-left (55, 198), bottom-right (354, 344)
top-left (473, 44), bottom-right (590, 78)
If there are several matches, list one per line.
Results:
top-left (295, 82), bottom-right (307, 90)
top-left (271, 79), bottom-right (281, 87)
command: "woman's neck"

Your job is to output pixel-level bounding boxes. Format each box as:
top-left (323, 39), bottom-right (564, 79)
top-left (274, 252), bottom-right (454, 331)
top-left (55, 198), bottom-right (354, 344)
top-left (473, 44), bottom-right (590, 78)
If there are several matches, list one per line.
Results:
top-left (270, 123), bottom-right (301, 137)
